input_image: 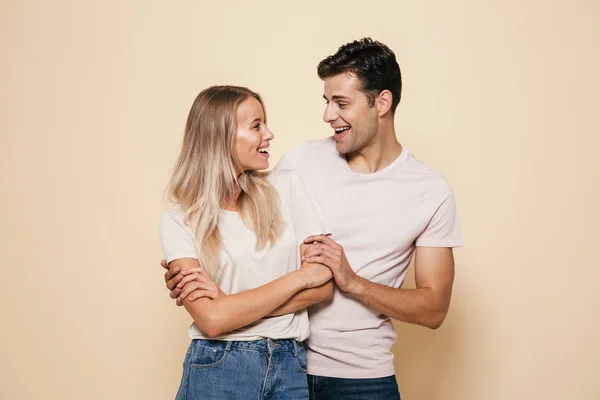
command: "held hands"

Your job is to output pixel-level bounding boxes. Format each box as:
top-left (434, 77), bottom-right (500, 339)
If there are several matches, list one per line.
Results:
top-left (302, 235), bottom-right (360, 293)
top-left (161, 260), bottom-right (225, 305)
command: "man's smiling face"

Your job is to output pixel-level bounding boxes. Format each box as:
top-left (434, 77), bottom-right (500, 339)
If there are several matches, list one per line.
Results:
top-left (322, 72), bottom-right (379, 155)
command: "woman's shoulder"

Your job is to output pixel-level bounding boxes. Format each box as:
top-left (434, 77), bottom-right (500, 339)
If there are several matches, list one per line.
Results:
top-left (161, 205), bottom-right (185, 220)
top-left (159, 206), bottom-right (189, 232)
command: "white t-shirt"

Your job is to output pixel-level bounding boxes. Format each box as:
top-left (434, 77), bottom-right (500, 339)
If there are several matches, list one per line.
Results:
top-left (159, 169), bottom-right (328, 341)
top-left (275, 137), bottom-right (463, 379)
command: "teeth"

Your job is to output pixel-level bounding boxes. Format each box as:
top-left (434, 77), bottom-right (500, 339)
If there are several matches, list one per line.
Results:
top-left (334, 126), bottom-right (350, 133)
top-left (258, 147), bottom-right (269, 153)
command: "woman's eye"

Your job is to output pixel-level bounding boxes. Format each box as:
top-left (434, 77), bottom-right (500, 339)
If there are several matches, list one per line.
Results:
top-left (253, 124), bottom-right (260, 130)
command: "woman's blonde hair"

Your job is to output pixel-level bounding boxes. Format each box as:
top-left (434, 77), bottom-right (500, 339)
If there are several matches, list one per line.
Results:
top-left (168, 86), bottom-right (285, 277)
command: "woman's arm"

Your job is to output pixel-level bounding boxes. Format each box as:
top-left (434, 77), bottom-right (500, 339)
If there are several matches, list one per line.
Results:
top-left (173, 264), bottom-right (334, 318)
top-left (266, 242), bottom-right (334, 316)
top-left (266, 280), bottom-right (334, 317)
top-left (174, 242), bottom-right (335, 318)
top-left (169, 257), bottom-right (331, 338)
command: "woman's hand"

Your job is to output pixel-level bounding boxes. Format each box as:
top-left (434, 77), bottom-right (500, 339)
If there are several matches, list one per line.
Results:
top-left (302, 235), bottom-right (359, 293)
top-left (298, 261), bottom-right (333, 289)
top-left (176, 267), bottom-right (226, 302)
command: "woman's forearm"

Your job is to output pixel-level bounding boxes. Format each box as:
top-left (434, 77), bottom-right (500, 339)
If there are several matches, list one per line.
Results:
top-left (267, 280), bottom-right (334, 317)
top-left (183, 270), bottom-right (307, 337)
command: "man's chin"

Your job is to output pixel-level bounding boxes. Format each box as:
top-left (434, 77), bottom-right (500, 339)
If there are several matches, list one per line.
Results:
top-left (335, 141), bottom-right (352, 155)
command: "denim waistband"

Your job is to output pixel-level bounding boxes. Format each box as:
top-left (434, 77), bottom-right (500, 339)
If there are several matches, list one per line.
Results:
top-left (192, 338), bottom-right (302, 355)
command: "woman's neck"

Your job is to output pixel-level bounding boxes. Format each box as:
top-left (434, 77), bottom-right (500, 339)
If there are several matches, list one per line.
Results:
top-left (222, 185), bottom-right (241, 212)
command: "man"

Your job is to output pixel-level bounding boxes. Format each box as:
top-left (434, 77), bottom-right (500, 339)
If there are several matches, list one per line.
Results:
top-left (163, 38), bottom-right (462, 399)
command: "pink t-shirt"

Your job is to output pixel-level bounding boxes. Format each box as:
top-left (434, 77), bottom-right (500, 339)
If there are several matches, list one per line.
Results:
top-left (274, 138), bottom-right (462, 379)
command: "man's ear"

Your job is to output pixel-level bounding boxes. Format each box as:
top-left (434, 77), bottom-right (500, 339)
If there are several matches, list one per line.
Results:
top-left (377, 90), bottom-right (393, 117)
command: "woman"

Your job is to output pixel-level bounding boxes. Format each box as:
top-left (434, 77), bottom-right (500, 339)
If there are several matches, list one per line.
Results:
top-left (159, 85), bottom-right (333, 399)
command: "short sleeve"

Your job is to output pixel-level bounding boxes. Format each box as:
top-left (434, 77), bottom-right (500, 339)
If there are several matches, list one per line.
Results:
top-left (288, 171), bottom-right (330, 245)
top-left (415, 188), bottom-right (463, 248)
top-left (159, 210), bottom-right (199, 263)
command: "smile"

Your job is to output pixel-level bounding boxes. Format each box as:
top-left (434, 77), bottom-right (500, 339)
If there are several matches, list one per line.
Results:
top-left (333, 126), bottom-right (351, 141)
top-left (334, 126), bottom-right (350, 133)
top-left (257, 145), bottom-right (270, 157)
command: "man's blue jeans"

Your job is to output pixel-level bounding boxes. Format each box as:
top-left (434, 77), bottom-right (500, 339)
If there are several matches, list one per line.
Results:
top-left (308, 374), bottom-right (401, 400)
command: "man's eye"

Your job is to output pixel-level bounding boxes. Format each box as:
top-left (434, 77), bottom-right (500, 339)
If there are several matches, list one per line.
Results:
top-left (338, 103), bottom-right (347, 108)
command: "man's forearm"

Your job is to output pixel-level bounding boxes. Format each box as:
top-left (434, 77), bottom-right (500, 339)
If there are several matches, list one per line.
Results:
top-left (267, 280), bottom-right (334, 317)
top-left (348, 277), bottom-right (450, 329)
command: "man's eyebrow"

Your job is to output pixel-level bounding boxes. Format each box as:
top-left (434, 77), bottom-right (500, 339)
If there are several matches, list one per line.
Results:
top-left (323, 95), bottom-right (351, 101)
top-left (332, 96), bottom-right (351, 101)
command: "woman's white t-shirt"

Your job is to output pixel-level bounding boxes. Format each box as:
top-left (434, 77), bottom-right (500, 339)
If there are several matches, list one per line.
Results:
top-left (159, 170), bottom-right (328, 341)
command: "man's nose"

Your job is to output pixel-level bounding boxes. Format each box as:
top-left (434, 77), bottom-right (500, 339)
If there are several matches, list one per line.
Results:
top-left (323, 103), bottom-right (337, 123)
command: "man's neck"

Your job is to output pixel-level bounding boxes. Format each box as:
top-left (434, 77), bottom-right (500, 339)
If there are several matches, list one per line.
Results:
top-left (346, 126), bottom-right (403, 174)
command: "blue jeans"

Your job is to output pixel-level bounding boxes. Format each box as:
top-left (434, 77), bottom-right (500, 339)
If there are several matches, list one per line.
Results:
top-left (175, 338), bottom-right (309, 400)
top-left (308, 374), bottom-right (401, 400)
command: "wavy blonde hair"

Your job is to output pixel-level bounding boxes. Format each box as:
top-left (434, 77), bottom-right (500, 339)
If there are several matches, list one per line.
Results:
top-left (168, 86), bottom-right (285, 277)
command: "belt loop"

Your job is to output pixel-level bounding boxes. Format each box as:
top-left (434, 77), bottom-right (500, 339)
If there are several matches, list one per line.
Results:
top-left (225, 341), bottom-right (232, 351)
top-left (292, 340), bottom-right (299, 357)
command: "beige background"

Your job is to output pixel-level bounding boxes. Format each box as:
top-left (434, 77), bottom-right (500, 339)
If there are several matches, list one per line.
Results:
top-left (1, 1), bottom-right (599, 399)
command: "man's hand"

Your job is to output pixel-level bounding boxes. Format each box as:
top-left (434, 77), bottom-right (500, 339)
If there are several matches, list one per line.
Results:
top-left (302, 235), bottom-right (358, 292)
top-left (176, 267), bottom-right (226, 301)
top-left (161, 259), bottom-right (225, 305)
top-left (161, 259), bottom-right (184, 306)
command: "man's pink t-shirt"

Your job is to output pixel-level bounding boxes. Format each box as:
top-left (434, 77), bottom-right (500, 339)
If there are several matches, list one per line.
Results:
top-left (275, 138), bottom-right (462, 379)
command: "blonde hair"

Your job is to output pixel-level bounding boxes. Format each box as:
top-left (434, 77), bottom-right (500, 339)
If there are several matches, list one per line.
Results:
top-left (168, 86), bottom-right (285, 277)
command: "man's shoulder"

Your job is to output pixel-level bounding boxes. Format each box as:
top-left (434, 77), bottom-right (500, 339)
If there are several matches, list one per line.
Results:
top-left (265, 168), bottom-right (294, 191)
top-left (402, 150), bottom-right (453, 195)
top-left (267, 169), bottom-right (312, 202)
top-left (275, 138), bottom-right (335, 171)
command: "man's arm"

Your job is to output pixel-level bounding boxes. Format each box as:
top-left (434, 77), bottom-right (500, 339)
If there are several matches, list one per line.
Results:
top-left (347, 247), bottom-right (454, 329)
top-left (303, 235), bottom-right (455, 329)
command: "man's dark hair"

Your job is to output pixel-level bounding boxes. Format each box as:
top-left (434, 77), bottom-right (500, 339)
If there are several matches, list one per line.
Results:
top-left (317, 38), bottom-right (402, 114)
